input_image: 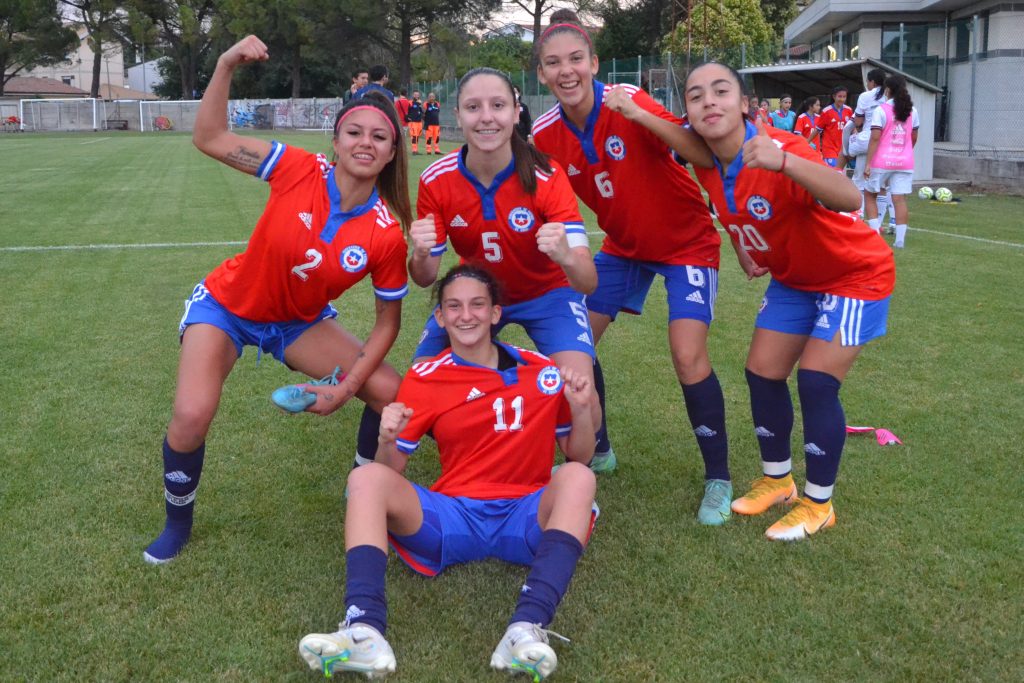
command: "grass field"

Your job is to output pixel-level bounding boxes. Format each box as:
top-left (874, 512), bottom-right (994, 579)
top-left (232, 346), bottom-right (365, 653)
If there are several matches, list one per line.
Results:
top-left (1, 131), bottom-right (1022, 682)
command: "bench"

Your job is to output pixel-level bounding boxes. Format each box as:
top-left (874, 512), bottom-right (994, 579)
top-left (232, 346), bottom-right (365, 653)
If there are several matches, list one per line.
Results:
top-left (105, 119), bottom-right (129, 131)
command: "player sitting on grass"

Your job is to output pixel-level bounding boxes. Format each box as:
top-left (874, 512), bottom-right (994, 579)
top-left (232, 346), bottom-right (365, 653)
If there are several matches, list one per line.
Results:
top-left (298, 265), bottom-right (598, 680)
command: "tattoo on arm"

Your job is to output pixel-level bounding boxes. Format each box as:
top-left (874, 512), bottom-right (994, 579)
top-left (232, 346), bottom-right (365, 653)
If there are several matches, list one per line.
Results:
top-left (224, 145), bottom-right (262, 171)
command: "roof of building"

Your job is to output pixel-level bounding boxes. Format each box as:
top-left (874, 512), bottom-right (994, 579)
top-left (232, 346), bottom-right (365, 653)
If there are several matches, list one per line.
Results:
top-left (739, 57), bottom-right (943, 99)
top-left (3, 76), bottom-right (91, 97)
top-left (99, 83), bottom-right (161, 101)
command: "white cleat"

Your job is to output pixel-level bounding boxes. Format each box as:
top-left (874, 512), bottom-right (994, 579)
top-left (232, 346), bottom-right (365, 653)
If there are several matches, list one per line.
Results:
top-left (490, 622), bottom-right (566, 681)
top-left (299, 623), bottom-right (396, 679)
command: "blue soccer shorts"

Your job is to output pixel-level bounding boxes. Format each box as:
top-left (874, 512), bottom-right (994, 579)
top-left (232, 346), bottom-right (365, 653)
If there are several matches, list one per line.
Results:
top-left (586, 251), bottom-right (718, 324)
top-left (178, 282), bottom-right (338, 362)
top-left (755, 279), bottom-right (890, 347)
top-left (413, 286), bottom-right (594, 360)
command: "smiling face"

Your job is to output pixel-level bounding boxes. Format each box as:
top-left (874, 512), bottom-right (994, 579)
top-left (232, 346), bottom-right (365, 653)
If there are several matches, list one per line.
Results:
top-left (456, 73), bottom-right (516, 155)
top-left (332, 108), bottom-right (396, 181)
top-left (537, 32), bottom-right (598, 112)
top-left (833, 90), bottom-right (848, 107)
top-left (434, 276), bottom-right (501, 353)
top-left (684, 63), bottom-right (748, 142)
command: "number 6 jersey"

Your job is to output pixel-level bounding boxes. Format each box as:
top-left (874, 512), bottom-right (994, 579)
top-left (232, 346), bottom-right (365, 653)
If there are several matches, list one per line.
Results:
top-left (694, 123), bottom-right (894, 299)
top-left (395, 343), bottom-right (573, 500)
top-left (203, 142), bottom-right (409, 323)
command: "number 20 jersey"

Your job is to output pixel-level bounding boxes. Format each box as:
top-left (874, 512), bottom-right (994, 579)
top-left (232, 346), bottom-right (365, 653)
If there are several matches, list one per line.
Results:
top-left (694, 124), bottom-right (894, 299)
top-left (395, 344), bottom-right (572, 500)
top-left (203, 143), bottom-right (409, 323)
top-left (532, 81), bottom-right (720, 268)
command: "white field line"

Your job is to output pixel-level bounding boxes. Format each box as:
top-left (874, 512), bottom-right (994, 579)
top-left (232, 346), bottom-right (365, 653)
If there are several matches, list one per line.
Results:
top-left (2, 227), bottom-right (1020, 253)
top-left (79, 137), bottom-right (111, 145)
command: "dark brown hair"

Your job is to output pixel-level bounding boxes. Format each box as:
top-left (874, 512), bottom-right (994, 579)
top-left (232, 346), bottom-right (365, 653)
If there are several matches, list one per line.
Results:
top-left (535, 9), bottom-right (594, 60)
top-left (434, 263), bottom-right (502, 306)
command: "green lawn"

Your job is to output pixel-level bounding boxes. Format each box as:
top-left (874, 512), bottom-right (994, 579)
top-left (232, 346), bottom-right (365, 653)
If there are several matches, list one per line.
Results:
top-left (1, 131), bottom-right (1022, 681)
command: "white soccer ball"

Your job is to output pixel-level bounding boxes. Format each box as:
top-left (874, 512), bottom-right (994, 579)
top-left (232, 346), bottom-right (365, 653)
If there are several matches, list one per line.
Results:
top-left (935, 187), bottom-right (953, 202)
top-left (917, 186), bottom-right (934, 200)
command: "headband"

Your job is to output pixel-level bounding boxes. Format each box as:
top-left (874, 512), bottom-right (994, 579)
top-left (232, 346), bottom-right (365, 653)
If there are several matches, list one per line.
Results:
top-left (540, 23), bottom-right (592, 47)
top-left (335, 105), bottom-right (397, 139)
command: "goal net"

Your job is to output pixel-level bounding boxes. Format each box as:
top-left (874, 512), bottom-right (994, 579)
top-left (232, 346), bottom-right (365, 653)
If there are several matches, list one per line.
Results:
top-left (20, 98), bottom-right (100, 131)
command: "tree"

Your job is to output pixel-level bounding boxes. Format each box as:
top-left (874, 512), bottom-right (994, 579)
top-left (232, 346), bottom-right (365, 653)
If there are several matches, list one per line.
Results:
top-left (662, 0), bottom-right (775, 66)
top-left (0, 0), bottom-right (79, 95)
top-left (759, 0), bottom-right (796, 40)
top-left (594, 0), bottom-right (671, 60)
top-left (60, 0), bottom-right (125, 98)
top-left (132, 0), bottom-right (217, 99)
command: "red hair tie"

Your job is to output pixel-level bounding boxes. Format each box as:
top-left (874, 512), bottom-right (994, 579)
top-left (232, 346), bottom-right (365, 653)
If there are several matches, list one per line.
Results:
top-left (335, 105), bottom-right (397, 139)
top-left (540, 23), bottom-right (591, 47)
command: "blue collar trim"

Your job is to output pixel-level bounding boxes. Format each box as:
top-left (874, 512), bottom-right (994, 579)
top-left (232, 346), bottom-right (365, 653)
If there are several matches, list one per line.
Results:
top-left (457, 146), bottom-right (516, 221)
top-left (559, 80), bottom-right (604, 164)
top-left (711, 120), bottom-right (757, 214)
top-left (450, 341), bottom-right (524, 386)
top-left (319, 167), bottom-right (379, 243)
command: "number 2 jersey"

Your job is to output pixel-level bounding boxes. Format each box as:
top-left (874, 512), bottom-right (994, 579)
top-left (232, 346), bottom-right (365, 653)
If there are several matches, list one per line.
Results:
top-left (694, 123), bottom-right (894, 300)
top-left (418, 147), bottom-right (586, 304)
top-left (532, 81), bottom-right (720, 268)
top-left (203, 142), bottom-right (409, 322)
top-left (395, 343), bottom-right (573, 500)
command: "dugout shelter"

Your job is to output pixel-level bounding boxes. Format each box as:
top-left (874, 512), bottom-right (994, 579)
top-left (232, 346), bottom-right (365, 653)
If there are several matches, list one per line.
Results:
top-left (739, 58), bottom-right (941, 180)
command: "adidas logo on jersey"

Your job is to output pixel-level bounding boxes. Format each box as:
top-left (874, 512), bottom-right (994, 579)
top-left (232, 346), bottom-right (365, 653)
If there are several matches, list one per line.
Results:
top-left (465, 387), bottom-right (485, 402)
top-left (694, 425), bottom-right (717, 437)
top-left (577, 332), bottom-right (592, 345)
top-left (805, 442), bottom-right (826, 457)
top-left (450, 214), bottom-right (468, 228)
top-left (298, 212), bottom-right (313, 230)
top-left (686, 290), bottom-right (705, 305)
top-left (754, 426), bottom-right (776, 438)
top-left (815, 314), bottom-right (830, 329)
top-left (567, 164), bottom-right (581, 176)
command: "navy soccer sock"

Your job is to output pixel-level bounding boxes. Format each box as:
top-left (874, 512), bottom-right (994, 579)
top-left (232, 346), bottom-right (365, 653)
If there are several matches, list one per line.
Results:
top-left (745, 369), bottom-right (795, 477)
top-left (593, 357), bottom-right (611, 453)
top-left (343, 545), bottom-right (389, 634)
top-left (681, 371), bottom-right (730, 481)
top-left (354, 405), bottom-right (381, 467)
top-left (144, 437), bottom-right (204, 562)
top-left (510, 529), bottom-right (584, 627)
top-left (797, 369), bottom-right (846, 503)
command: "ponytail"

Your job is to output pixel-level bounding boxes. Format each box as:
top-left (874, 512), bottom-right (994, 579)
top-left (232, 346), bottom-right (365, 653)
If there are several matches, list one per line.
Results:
top-left (885, 75), bottom-right (912, 122)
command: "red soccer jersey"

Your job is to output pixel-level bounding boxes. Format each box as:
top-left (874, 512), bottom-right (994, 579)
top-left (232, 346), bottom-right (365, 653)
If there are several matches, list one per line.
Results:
top-left (417, 149), bottom-right (586, 304)
top-left (532, 81), bottom-right (720, 267)
top-left (794, 112), bottom-right (817, 140)
top-left (816, 104), bottom-right (853, 158)
top-left (395, 344), bottom-right (573, 500)
top-left (395, 96), bottom-right (411, 124)
top-left (693, 124), bottom-right (894, 300)
top-left (203, 143), bottom-right (408, 322)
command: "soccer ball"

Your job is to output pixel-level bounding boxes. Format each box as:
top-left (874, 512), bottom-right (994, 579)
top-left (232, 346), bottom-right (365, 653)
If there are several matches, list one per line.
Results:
top-left (935, 187), bottom-right (953, 202)
top-left (917, 186), bottom-right (934, 200)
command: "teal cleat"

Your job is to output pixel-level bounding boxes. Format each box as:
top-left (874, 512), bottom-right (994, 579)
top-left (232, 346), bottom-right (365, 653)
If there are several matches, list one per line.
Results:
top-left (697, 479), bottom-right (733, 526)
top-left (588, 448), bottom-right (617, 473)
top-left (272, 366), bottom-right (344, 413)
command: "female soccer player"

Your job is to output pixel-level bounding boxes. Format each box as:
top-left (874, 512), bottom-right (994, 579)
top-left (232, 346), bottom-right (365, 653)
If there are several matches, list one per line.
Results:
top-left (768, 94), bottom-right (795, 132)
top-left (530, 10), bottom-right (734, 526)
top-left (408, 67), bottom-right (599, 423)
top-left (143, 35), bottom-right (411, 564)
top-left (606, 62), bottom-right (895, 540)
top-left (298, 265), bottom-right (598, 680)
top-left (814, 85), bottom-right (853, 167)
top-left (863, 75), bottom-right (919, 249)
top-left (794, 96), bottom-right (821, 148)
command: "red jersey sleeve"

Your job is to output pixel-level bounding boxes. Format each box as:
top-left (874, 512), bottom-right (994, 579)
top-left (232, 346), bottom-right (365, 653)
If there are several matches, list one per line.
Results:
top-left (630, 86), bottom-right (683, 126)
top-left (259, 142), bottom-right (329, 192)
top-left (539, 162), bottom-right (587, 247)
top-left (415, 175), bottom-right (448, 258)
top-left (368, 204), bottom-right (409, 301)
top-left (394, 373), bottom-right (438, 454)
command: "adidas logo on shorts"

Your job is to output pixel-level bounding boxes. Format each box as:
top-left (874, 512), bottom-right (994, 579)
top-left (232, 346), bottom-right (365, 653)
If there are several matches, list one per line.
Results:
top-left (577, 332), bottom-right (592, 345)
top-left (450, 214), bottom-right (468, 228)
top-left (815, 314), bottom-right (830, 329)
top-left (686, 290), bottom-right (705, 305)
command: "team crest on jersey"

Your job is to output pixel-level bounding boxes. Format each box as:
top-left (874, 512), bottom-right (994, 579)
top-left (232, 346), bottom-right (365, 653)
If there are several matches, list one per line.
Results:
top-left (508, 207), bottom-right (535, 233)
top-left (537, 366), bottom-right (563, 395)
top-left (604, 135), bottom-right (626, 160)
top-left (340, 245), bottom-right (368, 272)
top-left (746, 195), bottom-right (773, 221)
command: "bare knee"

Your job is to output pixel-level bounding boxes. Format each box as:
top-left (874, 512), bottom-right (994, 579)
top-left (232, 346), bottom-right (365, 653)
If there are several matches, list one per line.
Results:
top-left (551, 462), bottom-right (596, 501)
top-left (671, 347), bottom-right (711, 384)
top-left (168, 400), bottom-right (217, 449)
top-left (347, 462), bottom-right (398, 499)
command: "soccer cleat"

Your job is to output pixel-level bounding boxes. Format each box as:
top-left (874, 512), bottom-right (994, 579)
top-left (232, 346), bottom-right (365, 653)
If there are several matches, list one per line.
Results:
top-left (765, 497), bottom-right (836, 541)
top-left (490, 622), bottom-right (567, 682)
top-left (730, 474), bottom-right (798, 516)
top-left (589, 448), bottom-right (617, 474)
top-left (299, 623), bottom-right (396, 679)
top-left (697, 479), bottom-right (733, 526)
top-left (272, 367), bottom-right (344, 413)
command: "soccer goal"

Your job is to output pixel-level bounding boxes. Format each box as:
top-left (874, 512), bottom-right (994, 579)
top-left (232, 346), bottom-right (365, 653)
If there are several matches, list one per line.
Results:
top-left (20, 98), bottom-right (101, 131)
top-left (140, 100), bottom-right (201, 132)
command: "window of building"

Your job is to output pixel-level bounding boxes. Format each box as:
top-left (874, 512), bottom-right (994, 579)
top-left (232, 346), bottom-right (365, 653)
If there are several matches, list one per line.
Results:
top-left (61, 76), bottom-right (73, 86)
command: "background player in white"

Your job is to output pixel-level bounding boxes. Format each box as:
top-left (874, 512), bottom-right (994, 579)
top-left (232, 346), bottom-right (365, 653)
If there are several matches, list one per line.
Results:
top-left (298, 265), bottom-right (598, 680)
top-left (864, 75), bottom-right (919, 248)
